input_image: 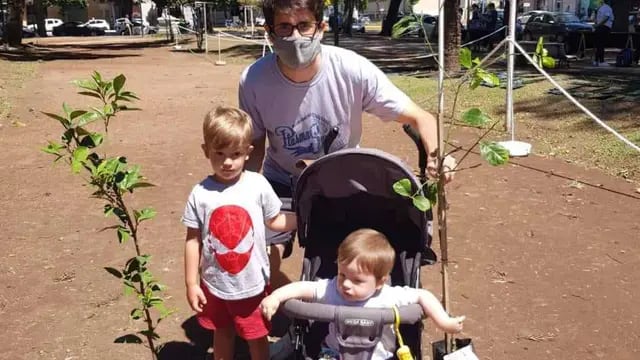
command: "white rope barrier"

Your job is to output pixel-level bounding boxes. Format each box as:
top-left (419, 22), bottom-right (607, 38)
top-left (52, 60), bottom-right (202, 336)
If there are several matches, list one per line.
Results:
top-left (511, 39), bottom-right (640, 153)
top-left (460, 25), bottom-right (507, 48)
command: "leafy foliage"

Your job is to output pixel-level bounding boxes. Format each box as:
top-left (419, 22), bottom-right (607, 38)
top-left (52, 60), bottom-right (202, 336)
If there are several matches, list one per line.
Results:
top-left (533, 36), bottom-right (556, 69)
top-left (393, 47), bottom-right (509, 209)
top-left (42, 72), bottom-right (170, 360)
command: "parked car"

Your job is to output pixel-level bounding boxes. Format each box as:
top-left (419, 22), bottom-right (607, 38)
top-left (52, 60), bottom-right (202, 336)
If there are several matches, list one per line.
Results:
top-left (26, 18), bottom-right (63, 33)
top-left (52, 21), bottom-right (106, 36)
top-left (255, 16), bottom-right (265, 26)
top-left (351, 19), bottom-right (366, 33)
top-left (83, 18), bottom-right (110, 31)
top-left (517, 10), bottom-right (545, 30)
top-left (522, 11), bottom-right (593, 53)
top-left (114, 17), bottom-right (156, 35)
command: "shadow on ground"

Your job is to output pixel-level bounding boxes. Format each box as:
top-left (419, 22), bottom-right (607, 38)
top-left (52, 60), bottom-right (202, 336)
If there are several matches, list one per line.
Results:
top-left (0, 39), bottom-right (171, 62)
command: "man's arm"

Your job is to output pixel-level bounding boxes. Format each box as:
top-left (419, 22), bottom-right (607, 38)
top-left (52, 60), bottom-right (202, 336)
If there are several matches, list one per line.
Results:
top-left (395, 101), bottom-right (455, 182)
top-left (246, 136), bottom-right (266, 173)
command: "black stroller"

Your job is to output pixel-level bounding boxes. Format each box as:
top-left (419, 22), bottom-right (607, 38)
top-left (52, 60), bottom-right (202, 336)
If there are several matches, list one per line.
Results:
top-left (270, 140), bottom-right (437, 360)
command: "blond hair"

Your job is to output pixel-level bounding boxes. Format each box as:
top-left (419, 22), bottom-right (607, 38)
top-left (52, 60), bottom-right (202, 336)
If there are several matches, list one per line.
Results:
top-left (203, 106), bottom-right (253, 150)
top-left (337, 229), bottom-right (395, 280)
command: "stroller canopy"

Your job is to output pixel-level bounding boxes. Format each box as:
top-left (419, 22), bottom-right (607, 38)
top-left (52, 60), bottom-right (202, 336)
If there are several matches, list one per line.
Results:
top-left (294, 148), bottom-right (434, 264)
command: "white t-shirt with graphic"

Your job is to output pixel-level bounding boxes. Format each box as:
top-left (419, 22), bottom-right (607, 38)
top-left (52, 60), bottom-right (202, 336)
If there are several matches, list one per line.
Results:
top-left (239, 44), bottom-right (411, 186)
top-left (312, 278), bottom-right (421, 360)
top-left (182, 171), bottom-right (282, 300)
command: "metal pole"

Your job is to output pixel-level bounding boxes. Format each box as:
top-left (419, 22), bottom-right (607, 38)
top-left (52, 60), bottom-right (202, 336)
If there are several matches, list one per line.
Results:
top-left (436, 0), bottom-right (450, 354)
top-left (204, 5), bottom-right (208, 54)
top-left (505, 0), bottom-right (517, 138)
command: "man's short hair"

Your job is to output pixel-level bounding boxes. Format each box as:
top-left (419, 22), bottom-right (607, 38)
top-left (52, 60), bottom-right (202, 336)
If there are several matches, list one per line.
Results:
top-left (262, 0), bottom-right (325, 28)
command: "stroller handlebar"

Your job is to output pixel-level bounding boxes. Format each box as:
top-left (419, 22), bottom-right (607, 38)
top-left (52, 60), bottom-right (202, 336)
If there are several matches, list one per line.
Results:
top-left (402, 124), bottom-right (427, 182)
top-left (281, 299), bottom-right (424, 324)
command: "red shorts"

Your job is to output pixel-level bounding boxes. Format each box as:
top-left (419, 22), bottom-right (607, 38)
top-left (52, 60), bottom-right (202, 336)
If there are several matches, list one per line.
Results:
top-left (197, 283), bottom-right (270, 340)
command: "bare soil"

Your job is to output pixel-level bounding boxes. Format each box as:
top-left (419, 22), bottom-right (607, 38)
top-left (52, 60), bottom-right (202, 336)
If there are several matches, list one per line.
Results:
top-left (1, 37), bottom-right (639, 360)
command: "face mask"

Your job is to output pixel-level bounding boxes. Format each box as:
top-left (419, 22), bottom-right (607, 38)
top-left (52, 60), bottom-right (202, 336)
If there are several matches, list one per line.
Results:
top-left (272, 34), bottom-right (322, 69)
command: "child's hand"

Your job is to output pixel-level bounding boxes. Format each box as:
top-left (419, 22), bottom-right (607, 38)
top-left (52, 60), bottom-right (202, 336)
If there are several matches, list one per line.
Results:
top-left (187, 284), bottom-right (207, 313)
top-left (442, 315), bottom-right (465, 334)
top-left (260, 295), bottom-right (280, 321)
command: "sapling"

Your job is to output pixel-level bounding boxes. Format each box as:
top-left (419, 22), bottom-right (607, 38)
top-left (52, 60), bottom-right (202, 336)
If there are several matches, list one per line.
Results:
top-left (42, 71), bottom-right (171, 360)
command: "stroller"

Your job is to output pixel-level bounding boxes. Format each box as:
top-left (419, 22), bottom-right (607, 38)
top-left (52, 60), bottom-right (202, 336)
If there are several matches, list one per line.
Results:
top-left (270, 130), bottom-right (437, 360)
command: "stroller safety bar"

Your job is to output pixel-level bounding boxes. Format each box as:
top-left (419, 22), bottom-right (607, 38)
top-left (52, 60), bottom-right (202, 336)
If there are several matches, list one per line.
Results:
top-left (281, 299), bottom-right (424, 324)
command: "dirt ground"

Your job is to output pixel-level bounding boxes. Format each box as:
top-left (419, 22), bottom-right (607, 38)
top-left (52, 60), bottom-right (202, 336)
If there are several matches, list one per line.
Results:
top-left (1, 37), bottom-right (639, 360)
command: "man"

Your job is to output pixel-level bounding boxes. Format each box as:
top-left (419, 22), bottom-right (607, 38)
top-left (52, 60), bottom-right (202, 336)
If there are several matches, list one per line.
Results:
top-left (239, 0), bottom-right (455, 267)
top-left (593, 0), bottom-right (614, 66)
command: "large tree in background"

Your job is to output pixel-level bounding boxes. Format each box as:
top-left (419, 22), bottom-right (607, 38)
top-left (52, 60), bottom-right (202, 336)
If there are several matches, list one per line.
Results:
top-left (443, 0), bottom-right (460, 72)
top-left (5, 0), bottom-right (25, 46)
top-left (379, 0), bottom-right (401, 36)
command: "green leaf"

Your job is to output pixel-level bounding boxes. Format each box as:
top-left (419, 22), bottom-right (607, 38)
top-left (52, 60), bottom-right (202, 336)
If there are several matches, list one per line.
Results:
top-left (392, 179), bottom-right (413, 197)
top-left (62, 102), bottom-right (72, 117)
top-left (130, 182), bottom-right (155, 190)
top-left (130, 308), bottom-right (144, 320)
top-left (412, 195), bottom-right (431, 212)
top-left (134, 207), bottom-right (157, 223)
top-left (117, 226), bottom-right (131, 244)
top-left (91, 71), bottom-right (103, 84)
top-left (391, 15), bottom-right (420, 38)
top-left (69, 110), bottom-right (87, 120)
top-left (469, 74), bottom-right (482, 90)
top-left (113, 74), bottom-right (126, 95)
top-left (104, 204), bottom-right (115, 217)
top-left (480, 141), bottom-right (510, 166)
top-left (542, 56), bottom-right (556, 69)
top-left (114, 334), bottom-right (143, 344)
top-left (77, 91), bottom-right (102, 100)
top-left (138, 330), bottom-right (161, 340)
top-left (71, 147), bottom-right (89, 173)
top-left (41, 111), bottom-right (70, 127)
top-left (123, 280), bottom-right (136, 296)
top-left (461, 108), bottom-right (492, 127)
top-left (104, 267), bottom-right (123, 278)
top-left (75, 111), bottom-right (99, 127)
top-left (425, 182), bottom-right (438, 204)
top-left (79, 133), bottom-right (104, 148)
top-left (459, 48), bottom-right (472, 69)
top-left (42, 141), bottom-right (65, 155)
top-left (477, 69), bottom-right (500, 87)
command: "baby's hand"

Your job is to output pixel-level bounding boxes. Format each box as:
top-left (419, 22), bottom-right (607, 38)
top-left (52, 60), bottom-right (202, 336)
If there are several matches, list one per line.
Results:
top-left (260, 295), bottom-right (280, 321)
top-left (187, 284), bottom-right (207, 313)
top-left (442, 315), bottom-right (465, 334)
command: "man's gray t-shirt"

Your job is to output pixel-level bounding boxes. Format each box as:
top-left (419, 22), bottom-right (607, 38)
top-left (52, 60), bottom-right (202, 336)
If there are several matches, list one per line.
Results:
top-left (239, 44), bottom-right (411, 186)
top-left (181, 171), bottom-right (282, 300)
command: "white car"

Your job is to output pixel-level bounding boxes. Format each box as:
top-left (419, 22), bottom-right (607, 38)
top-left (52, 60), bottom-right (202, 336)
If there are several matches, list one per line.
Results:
top-left (27, 18), bottom-right (63, 33)
top-left (83, 18), bottom-right (110, 31)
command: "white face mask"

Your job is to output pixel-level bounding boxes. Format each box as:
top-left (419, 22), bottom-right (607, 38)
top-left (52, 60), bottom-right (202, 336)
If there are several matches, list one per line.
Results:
top-left (272, 33), bottom-right (322, 69)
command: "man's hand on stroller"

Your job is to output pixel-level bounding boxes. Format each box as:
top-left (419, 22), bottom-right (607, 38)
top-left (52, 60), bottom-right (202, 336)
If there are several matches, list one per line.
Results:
top-left (187, 283), bottom-right (207, 313)
top-left (427, 153), bottom-right (457, 183)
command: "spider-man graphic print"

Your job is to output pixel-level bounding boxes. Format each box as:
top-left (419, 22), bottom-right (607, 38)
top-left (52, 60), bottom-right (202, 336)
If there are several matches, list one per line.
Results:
top-left (207, 205), bottom-right (255, 275)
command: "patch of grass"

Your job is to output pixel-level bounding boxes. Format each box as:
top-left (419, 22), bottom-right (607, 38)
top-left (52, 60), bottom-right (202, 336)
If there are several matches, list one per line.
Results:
top-left (389, 73), bottom-right (640, 183)
top-left (0, 60), bottom-right (37, 123)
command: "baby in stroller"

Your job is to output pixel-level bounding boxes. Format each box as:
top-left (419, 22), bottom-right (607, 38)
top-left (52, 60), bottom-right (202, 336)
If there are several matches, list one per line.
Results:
top-left (262, 228), bottom-right (464, 359)
top-left (262, 148), bottom-right (465, 360)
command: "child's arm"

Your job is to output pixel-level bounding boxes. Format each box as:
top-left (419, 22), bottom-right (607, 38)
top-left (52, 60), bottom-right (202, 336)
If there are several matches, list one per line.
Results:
top-left (415, 289), bottom-right (465, 333)
top-left (184, 227), bottom-right (207, 312)
top-left (260, 281), bottom-right (316, 320)
top-left (265, 211), bottom-right (297, 232)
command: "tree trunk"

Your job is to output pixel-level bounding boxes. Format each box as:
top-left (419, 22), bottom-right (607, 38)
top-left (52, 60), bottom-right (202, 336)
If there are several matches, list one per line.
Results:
top-left (380, 0), bottom-right (401, 36)
top-left (443, 0), bottom-right (460, 72)
top-left (332, 0), bottom-right (339, 46)
top-left (344, 0), bottom-right (354, 37)
top-left (6, 0), bottom-right (25, 47)
top-left (34, 0), bottom-right (46, 37)
top-left (611, 0), bottom-right (632, 32)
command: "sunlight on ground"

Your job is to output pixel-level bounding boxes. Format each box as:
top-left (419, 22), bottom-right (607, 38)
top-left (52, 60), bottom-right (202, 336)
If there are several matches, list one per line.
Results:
top-left (0, 61), bottom-right (37, 123)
